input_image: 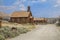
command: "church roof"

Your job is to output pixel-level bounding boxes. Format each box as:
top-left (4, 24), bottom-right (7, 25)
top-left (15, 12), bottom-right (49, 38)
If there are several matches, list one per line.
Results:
top-left (11, 11), bottom-right (30, 17)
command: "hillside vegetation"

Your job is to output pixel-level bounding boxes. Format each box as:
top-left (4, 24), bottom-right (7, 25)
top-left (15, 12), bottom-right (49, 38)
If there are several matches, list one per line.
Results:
top-left (0, 21), bottom-right (35, 40)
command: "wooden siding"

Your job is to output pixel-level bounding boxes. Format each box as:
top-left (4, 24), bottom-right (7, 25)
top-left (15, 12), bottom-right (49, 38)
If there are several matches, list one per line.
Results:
top-left (10, 17), bottom-right (33, 23)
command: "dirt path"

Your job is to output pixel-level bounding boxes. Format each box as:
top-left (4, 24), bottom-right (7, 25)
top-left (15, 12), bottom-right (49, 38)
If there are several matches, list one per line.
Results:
top-left (8, 24), bottom-right (60, 40)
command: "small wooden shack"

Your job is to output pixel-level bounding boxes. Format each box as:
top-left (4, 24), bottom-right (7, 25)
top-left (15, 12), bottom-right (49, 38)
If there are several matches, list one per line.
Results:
top-left (10, 6), bottom-right (33, 24)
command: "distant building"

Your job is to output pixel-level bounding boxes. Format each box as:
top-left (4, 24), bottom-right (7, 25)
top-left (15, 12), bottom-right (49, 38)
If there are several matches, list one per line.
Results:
top-left (10, 6), bottom-right (33, 24)
top-left (47, 18), bottom-right (56, 24)
top-left (56, 16), bottom-right (60, 23)
top-left (0, 12), bottom-right (10, 21)
top-left (0, 16), bottom-right (2, 27)
top-left (0, 21), bottom-right (1, 27)
top-left (34, 18), bottom-right (47, 24)
top-left (0, 16), bottom-right (2, 20)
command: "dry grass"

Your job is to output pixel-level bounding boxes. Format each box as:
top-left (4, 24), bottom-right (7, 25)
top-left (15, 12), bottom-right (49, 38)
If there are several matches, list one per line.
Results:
top-left (22, 24), bottom-right (35, 30)
top-left (0, 21), bottom-right (35, 40)
top-left (1, 21), bottom-right (35, 30)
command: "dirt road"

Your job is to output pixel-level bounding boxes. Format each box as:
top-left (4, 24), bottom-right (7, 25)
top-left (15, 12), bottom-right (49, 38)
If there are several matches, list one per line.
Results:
top-left (8, 24), bottom-right (60, 40)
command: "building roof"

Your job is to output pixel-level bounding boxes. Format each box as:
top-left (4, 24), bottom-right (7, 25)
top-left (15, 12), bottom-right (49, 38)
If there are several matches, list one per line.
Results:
top-left (34, 18), bottom-right (47, 21)
top-left (0, 12), bottom-right (9, 17)
top-left (0, 12), bottom-right (4, 17)
top-left (11, 11), bottom-right (30, 17)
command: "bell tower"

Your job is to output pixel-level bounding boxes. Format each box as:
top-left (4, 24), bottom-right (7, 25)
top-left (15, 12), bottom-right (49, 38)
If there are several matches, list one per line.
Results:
top-left (27, 6), bottom-right (30, 12)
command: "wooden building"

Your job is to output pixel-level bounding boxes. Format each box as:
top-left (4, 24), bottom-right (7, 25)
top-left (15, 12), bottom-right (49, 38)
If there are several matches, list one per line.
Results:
top-left (10, 6), bottom-right (33, 24)
top-left (0, 16), bottom-right (2, 27)
top-left (0, 12), bottom-right (10, 21)
top-left (0, 16), bottom-right (2, 20)
top-left (34, 18), bottom-right (47, 24)
top-left (47, 18), bottom-right (57, 24)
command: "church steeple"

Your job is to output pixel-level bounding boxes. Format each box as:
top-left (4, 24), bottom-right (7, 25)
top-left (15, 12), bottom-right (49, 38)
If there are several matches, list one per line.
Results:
top-left (27, 6), bottom-right (30, 12)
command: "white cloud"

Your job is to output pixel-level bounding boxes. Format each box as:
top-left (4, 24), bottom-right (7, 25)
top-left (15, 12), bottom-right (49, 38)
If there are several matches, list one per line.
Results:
top-left (41, 0), bottom-right (47, 2)
top-left (16, 0), bottom-right (26, 10)
top-left (0, 0), bottom-right (26, 11)
top-left (0, 6), bottom-right (17, 10)
top-left (19, 4), bottom-right (26, 10)
top-left (29, 0), bottom-right (47, 3)
top-left (54, 5), bottom-right (59, 7)
top-left (0, 0), bottom-right (47, 11)
top-left (54, 0), bottom-right (60, 7)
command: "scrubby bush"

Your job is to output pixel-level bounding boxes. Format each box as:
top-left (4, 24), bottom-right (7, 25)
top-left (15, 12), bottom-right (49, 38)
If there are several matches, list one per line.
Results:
top-left (57, 19), bottom-right (60, 26)
top-left (0, 35), bottom-right (5, 40)
top-left (0, 26), bottom-right (30, 39)
top-left (56, 23), bottom-right (60, 26)
top-left (17, 27), bottom-right (29, 34)
top-left (0, 27), bottom-right (20, 38)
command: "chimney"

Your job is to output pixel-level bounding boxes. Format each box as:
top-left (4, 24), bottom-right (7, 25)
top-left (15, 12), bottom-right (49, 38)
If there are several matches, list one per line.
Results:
top-left (27, 6), bottom-right (30, 12)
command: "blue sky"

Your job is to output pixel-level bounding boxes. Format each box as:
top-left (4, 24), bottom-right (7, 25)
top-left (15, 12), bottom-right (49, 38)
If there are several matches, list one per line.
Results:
top-left (0, 0), bottom-right (60, 18)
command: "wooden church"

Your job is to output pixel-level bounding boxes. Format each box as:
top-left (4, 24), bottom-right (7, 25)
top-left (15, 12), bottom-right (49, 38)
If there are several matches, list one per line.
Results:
top-left (10, 6), bottom-right (33, 24)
